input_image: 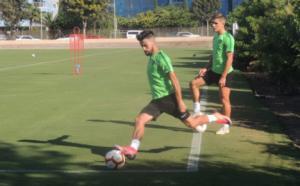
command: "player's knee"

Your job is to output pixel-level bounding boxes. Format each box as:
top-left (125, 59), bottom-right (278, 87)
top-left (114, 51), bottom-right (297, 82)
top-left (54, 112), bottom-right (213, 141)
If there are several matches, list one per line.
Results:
top-left (189, 80), bottom-right (197, 88)
top-left (135, 117), bottom-right (146, 127)
top-left (189, 81), bottom-right (193, 88)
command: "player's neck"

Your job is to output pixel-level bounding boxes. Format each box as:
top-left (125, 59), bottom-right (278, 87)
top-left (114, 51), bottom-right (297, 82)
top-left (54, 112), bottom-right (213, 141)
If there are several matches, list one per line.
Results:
top-left (217, 29), bottom-right (226, 35)
top-left (152, 46), bottom-right (160, 55)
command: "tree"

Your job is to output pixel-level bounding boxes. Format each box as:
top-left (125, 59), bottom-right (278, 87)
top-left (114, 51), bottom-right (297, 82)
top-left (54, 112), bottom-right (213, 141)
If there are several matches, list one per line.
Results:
top-left (153, 0), bottom-right (159, 10)
top-left (60, 0), bottom-right (110, 36)
top-left (118, 6), bottom-right (197, 29)
top-left (43, 12), bottom-right (57, 39)
top-left (183, 0), bottom-right (189, 10)
top-left (0, 0), bottom-right (30, 39)
top-left (54, 4), bottom-right (81, 34)
top-left (26, 4), bottom-right (40, 31)
top-left (228, 0), bottom-right (300, 94)
top-left (192, 0), bottom-right (220, 36)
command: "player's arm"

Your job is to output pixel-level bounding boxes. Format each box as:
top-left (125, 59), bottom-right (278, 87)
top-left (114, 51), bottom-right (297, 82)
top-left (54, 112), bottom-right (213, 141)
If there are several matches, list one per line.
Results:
top-left (222, 52), bottom-right (234, 77)
top-left (219, 52), bottom-right (233, 87)
top-left (206, 55), bottom-right (213, 69)
top-left (198, 55), bottom-right (212, 77)
top-left (219, 35), bottom-right (235, 87)
top-left (169, 72), bottom-right (186, 113)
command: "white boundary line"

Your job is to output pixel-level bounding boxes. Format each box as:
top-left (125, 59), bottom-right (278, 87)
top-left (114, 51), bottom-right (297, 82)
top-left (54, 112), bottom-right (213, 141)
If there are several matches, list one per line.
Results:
top-left (0, 54), bottom-right (207, 174)
top-left (0, 87), bottom-right (208, 174)
top-left (0, 50), bottom-right (128, 72)
top-left (186, 86), bottom-right (207, 172)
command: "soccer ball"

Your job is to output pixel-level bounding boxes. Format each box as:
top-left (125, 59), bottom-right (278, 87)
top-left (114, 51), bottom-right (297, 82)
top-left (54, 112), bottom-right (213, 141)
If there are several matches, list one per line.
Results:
top-left (105, 150), bottom-right (126, 169)
top-left (32, 53), bottom-right (36, 58)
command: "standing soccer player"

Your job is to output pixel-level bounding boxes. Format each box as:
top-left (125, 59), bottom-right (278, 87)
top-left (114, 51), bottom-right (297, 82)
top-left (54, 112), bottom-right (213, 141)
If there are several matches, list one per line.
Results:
top-left (190, 13), bottom-right (235, 135)
top-left (115, 30), bottom-right (232, 159)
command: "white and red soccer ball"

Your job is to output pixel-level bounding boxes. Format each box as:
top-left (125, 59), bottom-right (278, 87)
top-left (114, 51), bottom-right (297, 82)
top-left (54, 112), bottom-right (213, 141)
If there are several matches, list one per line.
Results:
top-left (105, 150), bottom-right (126, 169)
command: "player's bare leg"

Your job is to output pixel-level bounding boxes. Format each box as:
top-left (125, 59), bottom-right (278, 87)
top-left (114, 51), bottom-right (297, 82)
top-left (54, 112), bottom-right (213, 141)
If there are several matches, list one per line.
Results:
top-left (216, 86), bottom-right (231, 135)
top-left (189, 77), bottom-right (206, 113)
top-left (115, 113), bottom-right (153, 159)
top-left (219, 86), bottom-right (231, 117)
top-left (132, 113), bottom-right (154, 140)
top-left (183, 112), bottom-right (232, 131)
top-left (189, 76), bottom-right (208, 132)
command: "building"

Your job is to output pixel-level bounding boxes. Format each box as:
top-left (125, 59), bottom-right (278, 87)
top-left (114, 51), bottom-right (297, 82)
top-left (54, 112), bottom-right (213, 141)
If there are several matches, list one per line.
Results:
top-left (116, 0), bottom-right (193, 17)
top-left (115, 0), bottom-right (244, 17)
top-left (31, 0), bottom-right (59, 19)
top-left (219, 0), bottom-right (244, 15)
top-left (0, 0), bottom-right (244, 28)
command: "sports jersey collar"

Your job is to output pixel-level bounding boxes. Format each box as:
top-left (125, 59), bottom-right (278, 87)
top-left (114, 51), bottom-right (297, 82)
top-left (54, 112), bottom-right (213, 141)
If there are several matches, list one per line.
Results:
top-left (151, 50), bottom-right (162, 57)
top-left (217, 31), bottom-right (227, 36)
top-left (149, 50), bottom-right (162, 62)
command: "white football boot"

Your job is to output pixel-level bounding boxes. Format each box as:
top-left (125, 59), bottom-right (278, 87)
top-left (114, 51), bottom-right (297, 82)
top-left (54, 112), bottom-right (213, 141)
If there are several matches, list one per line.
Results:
top-left (216, 124), bottom-right (230, 135)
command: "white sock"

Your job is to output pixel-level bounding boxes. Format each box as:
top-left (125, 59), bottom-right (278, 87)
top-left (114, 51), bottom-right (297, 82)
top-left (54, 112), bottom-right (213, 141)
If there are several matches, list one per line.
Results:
top-left (207, 115), bottom-right (217, 123)
top-left (193, 102), bottom-right (201, 113)
top-left (130, 139), bottom-right (140, 151)
top-left (195, 125), bottom-right (204, 132)
top-left (223, 124), bottom-right (230, 129)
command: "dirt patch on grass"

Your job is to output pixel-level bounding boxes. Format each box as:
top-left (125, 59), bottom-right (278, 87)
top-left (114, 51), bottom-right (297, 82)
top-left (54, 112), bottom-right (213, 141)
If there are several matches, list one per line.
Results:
top-left (244, 72), bottom-right (300, 148)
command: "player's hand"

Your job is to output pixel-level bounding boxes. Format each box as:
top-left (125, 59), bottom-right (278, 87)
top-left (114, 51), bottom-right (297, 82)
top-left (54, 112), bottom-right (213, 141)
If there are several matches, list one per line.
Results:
top-left (219, 76), bottom-right (226, 87)
top-left (198, 68), bottom-right (207, 77)
top-left (178, 101), bottom-right (187, 113)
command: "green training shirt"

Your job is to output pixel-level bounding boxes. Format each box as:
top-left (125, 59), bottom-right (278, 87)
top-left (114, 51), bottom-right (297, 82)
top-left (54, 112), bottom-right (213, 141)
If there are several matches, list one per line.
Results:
top-left (147, 50), bottom-right (174, 100)
top-left (212, 31), bottom-right (235, 74)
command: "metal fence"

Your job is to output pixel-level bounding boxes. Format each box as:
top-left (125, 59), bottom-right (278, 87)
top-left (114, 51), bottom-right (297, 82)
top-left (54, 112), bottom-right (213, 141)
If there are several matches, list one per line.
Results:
top-left (87, 25), bottom-right (214, 38)
top-left (0, 25), bottom-right (214, 40)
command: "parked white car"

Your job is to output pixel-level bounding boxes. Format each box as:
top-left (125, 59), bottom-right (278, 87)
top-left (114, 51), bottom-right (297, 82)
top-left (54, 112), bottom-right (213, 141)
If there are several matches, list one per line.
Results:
top-left (16, 35), bottom-right (40, 40)
top-left (176, 32), bottom-right (200, 37)
top-left (126, 30), bottom-right (143, 39)
top-left (56, 37), bottom-right (70, 41)
top-left (0, 34), bottom-right (7, 40)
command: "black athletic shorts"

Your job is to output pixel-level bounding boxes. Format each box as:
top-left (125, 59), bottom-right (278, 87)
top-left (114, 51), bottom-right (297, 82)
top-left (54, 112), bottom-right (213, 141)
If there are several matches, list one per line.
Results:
top-left (202, 70), bottom-right (233, 88)
top-left (140, 94), bottom-right (190, 121)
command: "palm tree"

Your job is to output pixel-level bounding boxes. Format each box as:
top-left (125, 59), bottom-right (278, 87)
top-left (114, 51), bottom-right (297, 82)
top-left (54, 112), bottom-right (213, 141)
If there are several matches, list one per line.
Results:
top-left (43, 13), bottom-right (56, 39)
top-left (27, 4), bottom-right (40, 31)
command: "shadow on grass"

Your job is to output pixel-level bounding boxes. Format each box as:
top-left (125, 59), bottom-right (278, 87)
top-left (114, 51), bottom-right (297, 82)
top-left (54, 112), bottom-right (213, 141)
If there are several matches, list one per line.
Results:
top-left (178, 56), bottom-right (210, 61)
top-left (2, 50), bottom-right (299, 185)
top-left (242, 139), bottom-right (300, 161)
top-left (184, 49), bottom-right (212, 55)
top-left (18, 135), bottom-right (187, 157)
top-left (179, 71), bottom-right (289, 135)
top-left (87, 119), bottom-right (192, 133)
top-left (0, 141), bottom-right (299, 186)
top-left (168, 50), bottom-right (299, 175)
top-left (173, 61), bottom-right (207, 69)
top-left (32, 73), bottom-right (61, 75)
top-left (173, 56), bottom-right (209, 69)
top-left (174, 50), bottom-right (293, 136)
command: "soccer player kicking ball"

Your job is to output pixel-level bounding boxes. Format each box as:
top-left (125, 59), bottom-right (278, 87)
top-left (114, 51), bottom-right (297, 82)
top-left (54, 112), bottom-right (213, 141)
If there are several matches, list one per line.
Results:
top-left (115, 30), bottom-right (232, 159)
top-left (190, 13), bottom-right (235, 135)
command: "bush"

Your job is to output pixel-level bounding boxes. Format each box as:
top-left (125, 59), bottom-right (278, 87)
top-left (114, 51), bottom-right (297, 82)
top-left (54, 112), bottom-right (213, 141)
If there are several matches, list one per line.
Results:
top-left (118, 6), bottom-right (197, 29)
top-left (228, 0), bottom-right (300, 94)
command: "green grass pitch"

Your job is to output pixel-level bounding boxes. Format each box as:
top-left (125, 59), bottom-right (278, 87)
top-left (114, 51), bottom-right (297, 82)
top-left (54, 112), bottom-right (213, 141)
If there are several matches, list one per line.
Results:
top-left (0, 48), bottom-right (299, 186)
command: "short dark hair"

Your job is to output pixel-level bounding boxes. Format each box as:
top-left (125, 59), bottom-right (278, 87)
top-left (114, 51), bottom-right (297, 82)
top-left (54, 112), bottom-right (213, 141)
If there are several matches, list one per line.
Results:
top-left (136, 30), bottom-right (154, 41)
top-left (211, 13), bottom-right (226, 23)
